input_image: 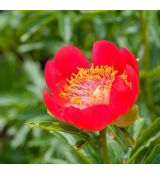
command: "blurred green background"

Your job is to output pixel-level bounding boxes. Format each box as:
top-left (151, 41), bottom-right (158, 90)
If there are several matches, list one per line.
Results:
top-left (0, 10), bottom-right (160, 164)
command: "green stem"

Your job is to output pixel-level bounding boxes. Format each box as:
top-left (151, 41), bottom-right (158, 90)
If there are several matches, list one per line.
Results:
top-left (99, 128), bottom-right (110, 164)
top-left (140, 11), bottom-right (149, 71)
top-left (140, 11), bottom-right (153, 109)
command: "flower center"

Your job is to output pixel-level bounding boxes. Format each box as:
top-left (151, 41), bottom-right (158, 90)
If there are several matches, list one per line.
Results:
top-left (60, 65), bottom-right (118, 109)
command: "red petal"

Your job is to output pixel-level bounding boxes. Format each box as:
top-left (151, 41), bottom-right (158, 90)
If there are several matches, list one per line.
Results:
top-left (92, 40), bottom-right (125, 73)
top-left (44, 61), bottom-right (63, 92)
top-left (125, 64), bottom-right (139, 102)
top-left (109, 65), bottom-right (139, 119)
top-left (120, 48), bottom-right (139, 76)
top-left (63, 105), bottom-right (114, 131)
top-left (44, 61), bottom-right (68, 106)
top-left (44, 45), bottom-right (90, 92)
top-left (43, 90), bottom-right (65, 121)
top-left (44, 89), bottom-right (115, 131)
top-left (53, 45), bottom-right (90, 78)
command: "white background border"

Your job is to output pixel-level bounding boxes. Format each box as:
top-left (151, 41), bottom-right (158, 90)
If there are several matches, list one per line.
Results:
top-left (0, 1), bottom-right (159, 174)
top-left (0, 164), bottom-right (159, 175)
top-left (0, 0), bottom-right (160, 10)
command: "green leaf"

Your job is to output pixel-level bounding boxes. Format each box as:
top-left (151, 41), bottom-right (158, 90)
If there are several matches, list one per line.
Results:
top-left (113, 104), bottom-right (139, 128)
top-left (58, 12), bottom-right (73, 43)
top-left (52, 132), bottom-right (92, 164)
top-left (93, 16), bottom-right (106, 39)
top-left (131, 118), bottom-right (160, 155)
top-left (114, 126), bottom-right (136, 148)
top-left (18, 42), bottom-right (44, 53)
top-left (28, 121), bottom-right (89, 139)
top-left (107, 135), bottom-right (124, 164)
top-left (20, 13), bottom-right (57, 42)
top-left (140, 66), bottom-right (160, 79)
top-left (129, 135), bottom-right (160, 163)
top-left (129, 118), bottom-right (160, 163)
top-left (145, 144), bottom-right (160, 163)
top-left (133, 118), bottom-right (144, 139)
top-left (11, 126), bottom-right (30, 148)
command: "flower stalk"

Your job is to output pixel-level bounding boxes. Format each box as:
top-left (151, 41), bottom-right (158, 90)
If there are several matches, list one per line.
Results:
top-left (99, 128), bottom-right (110, 164)
top-left (140, 11), bottom-right (153, 109)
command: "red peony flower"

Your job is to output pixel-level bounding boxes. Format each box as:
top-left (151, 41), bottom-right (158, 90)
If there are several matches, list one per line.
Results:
top-left (43, 40), bottom-right (139, 131)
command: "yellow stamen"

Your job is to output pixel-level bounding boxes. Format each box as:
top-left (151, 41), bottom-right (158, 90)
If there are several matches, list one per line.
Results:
top-left (121, 70), bottom-right (132, 88)
top-left (60, 65), bottom-right (118, 108)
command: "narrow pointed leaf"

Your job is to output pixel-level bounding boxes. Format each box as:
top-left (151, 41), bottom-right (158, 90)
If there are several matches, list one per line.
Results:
top-left (145, 144), bottom-right (160, 163)
top-left (114, 126), bottom-right (136, 148)
top-left (27, 121), bottom-right (89, 139)
top-left (129, 136), bottom-right (160, 163)
top-left (131, 118), bottom-right (160, 156)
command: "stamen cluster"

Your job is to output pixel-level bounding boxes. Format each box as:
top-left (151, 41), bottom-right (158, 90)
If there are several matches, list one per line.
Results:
top-left (60, 65), bottom-right (118, 108)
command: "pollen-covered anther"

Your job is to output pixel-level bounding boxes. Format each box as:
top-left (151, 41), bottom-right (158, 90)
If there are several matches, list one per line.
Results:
top-left (60, 65), bottom-right (118, 108)
top-left (121, 70), bottom-right (132, 88)
top-left (71, 96), bottom-right (84, 106)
